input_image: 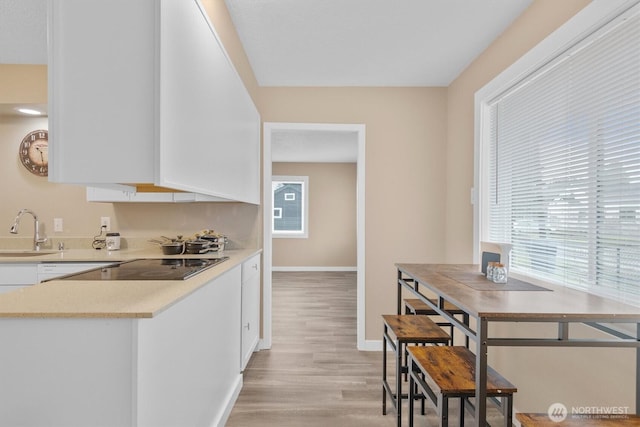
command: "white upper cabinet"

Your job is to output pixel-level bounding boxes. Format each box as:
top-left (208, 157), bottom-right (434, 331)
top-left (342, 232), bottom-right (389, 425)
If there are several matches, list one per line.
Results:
top-left (48, 0), bottom-right (261, 204)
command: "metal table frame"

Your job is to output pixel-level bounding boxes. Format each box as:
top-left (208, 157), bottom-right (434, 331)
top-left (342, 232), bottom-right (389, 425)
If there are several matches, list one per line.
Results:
top-left (396, 264), bottom-right (640, 427)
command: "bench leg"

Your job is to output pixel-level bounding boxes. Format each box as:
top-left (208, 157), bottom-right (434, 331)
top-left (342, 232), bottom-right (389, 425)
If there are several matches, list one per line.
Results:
top-left (420, 371), bottom-right (425, 415)
top-left (409, 358), bottom-right (415, 427)
top-left (503, 395), bottom-right (513, 427)
top-left (438, 394), bottom-right (448, 427)
top-left (460, 397), bottom-right (465, 427)
top-left (396, 339), bottom-right (402, 427)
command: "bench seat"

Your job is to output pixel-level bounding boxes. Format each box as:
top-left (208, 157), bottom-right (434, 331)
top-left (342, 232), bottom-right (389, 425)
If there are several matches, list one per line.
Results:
top-left (408, 345), bottom-right (516, 426)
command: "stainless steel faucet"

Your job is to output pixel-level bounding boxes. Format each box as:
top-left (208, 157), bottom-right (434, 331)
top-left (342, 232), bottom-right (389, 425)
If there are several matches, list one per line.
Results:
top-left (9, 209), bottom-right (48, 251)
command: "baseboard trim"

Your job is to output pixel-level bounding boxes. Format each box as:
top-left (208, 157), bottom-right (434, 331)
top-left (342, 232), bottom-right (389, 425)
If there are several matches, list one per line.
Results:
top-left (213, 375), bottom-right (243, 427)
top-left (359, 339), bottom-right (384, 352)
top-left (272, 266), bottom-right (357, 272)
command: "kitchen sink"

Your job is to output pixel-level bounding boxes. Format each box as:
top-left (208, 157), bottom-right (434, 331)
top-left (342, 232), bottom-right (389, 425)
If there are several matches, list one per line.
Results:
top-left (0, 250), bottom-right (59, 257)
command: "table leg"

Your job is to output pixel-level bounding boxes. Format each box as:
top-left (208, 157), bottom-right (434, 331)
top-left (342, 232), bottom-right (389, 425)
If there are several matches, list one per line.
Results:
top-left (475, 317), bottom-right (488, 427)
top-left (636, 323), bottom-right (639, 414)
top-left (383, 324), bottom-right (387, 415)
top-left (397, 270), bottom-right (402, 314)
top-left (464, 313), bottom-right (470, 348)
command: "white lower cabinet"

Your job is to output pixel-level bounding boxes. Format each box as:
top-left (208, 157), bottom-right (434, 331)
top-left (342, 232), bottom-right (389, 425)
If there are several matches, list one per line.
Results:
top-left (0, 264), bottom-right (37, 294)
top-left (241, 254), bottom-right (261, 370)
top-left (0, 265), bottom-right (243, 427)
top-left (136, 266), bottom-right (242, 426)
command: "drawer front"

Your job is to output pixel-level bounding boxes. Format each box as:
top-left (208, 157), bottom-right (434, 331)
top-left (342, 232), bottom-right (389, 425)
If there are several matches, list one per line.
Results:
top-left (37, 263), bottom-right (111, 282)
top-left (0, 264), bottom-right (38, 286)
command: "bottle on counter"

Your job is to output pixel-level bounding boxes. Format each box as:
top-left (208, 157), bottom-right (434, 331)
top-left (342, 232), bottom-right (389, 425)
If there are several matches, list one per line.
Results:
top-left (486, 261), bottom-right (498, 280)
top-left (492, 263), bottom-right (508, 284)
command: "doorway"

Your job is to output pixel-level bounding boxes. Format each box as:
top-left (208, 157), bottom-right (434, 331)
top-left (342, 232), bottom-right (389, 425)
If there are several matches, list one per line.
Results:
top-left (262, 122), bottom-right (366, 350)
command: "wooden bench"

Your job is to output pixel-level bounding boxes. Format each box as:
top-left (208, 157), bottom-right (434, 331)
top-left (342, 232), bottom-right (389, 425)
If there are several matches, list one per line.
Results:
top-left (382, 314), bottom-right (452, 427)
top-left (404, 298), bottom-right (469, 345)
top-left (408, 345), bottom-right (517, 427)
top-left (517, 413), bottom-right (640, 426)
top-left (404, 298), bottom-right (466, 316)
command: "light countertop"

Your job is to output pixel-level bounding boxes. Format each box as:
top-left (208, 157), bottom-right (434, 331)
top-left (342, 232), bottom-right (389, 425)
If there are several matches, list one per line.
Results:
top-left (0, 248), bottom-right (261, 319)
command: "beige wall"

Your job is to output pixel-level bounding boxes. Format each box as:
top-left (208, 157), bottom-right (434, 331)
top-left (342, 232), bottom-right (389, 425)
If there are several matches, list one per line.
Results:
top-left (272, 162), bottom-right (356, 268)
top-left (444, 0), bottom-right (635, 414)
top-left (259, 86), bottom-right (449, 338)
top-left (200, 0), bottom-right (260, 108)
top-left (0, 64), bottom-right (47, 103)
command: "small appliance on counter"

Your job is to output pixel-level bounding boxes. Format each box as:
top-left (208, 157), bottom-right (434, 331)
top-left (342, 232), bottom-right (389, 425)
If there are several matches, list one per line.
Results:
top-left (45, 257), bottom-right (229, 281)
top-left (106, 233), bottom-right (121, 250)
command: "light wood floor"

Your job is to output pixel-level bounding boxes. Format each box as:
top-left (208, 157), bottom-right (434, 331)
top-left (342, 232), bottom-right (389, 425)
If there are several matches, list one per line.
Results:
top-left (226, 271), bottom-right (397, 426)
top-left (225, 271), bottom-right (505, 427)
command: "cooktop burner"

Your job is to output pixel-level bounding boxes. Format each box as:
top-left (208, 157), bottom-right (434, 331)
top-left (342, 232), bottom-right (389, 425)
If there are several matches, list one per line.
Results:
top-left (51, 257), bottom-right (229, 281)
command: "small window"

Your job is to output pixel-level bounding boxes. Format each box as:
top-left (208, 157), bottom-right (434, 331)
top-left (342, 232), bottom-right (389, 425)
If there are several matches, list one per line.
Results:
top-left (272, 176), bottom-right (309, 238)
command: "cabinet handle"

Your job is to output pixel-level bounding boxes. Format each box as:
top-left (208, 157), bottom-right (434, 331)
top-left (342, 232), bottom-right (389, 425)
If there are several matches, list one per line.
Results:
top-left (244, 323), bottom-right (250, 330)
top-left (252, 264), bottom-right (258, 270)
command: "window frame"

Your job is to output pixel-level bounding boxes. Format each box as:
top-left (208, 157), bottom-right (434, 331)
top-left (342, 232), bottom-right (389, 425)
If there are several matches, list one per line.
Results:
top-left (271, 175), bottom-right (309, 239)
top-left (473, 0), bottom-right (640, 305)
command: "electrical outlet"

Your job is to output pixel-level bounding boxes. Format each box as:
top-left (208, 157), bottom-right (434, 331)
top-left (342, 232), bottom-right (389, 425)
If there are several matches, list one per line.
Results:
top-left (54, 218), bottom-right (64, 232)
top-left (100, 216), bottom-right (111, 231)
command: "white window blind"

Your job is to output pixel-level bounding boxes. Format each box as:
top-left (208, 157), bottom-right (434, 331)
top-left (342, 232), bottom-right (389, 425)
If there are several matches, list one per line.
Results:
top-left (487, 6), bottom-right (640, 305)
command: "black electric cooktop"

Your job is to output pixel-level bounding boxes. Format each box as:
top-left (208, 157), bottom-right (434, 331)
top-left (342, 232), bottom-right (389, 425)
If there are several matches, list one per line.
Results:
top-left (51, 258), bottom-right (229, 281)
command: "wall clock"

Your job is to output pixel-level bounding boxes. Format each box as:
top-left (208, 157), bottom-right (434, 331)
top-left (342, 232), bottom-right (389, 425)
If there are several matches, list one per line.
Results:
top-left (19, 130), bottom-right (48, 177)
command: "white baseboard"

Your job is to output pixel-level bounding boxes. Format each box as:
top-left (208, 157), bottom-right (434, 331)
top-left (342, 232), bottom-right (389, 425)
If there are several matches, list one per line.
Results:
top-left (358, 339), bottom-right (385, 352)
top-left (272, 266), bottom-right (357, 272)
top-left (214, 375), bottom-right (243, 427)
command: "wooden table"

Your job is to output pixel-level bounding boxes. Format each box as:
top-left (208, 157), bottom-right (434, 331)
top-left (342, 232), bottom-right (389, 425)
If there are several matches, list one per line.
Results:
top-left (396, 263), bottom-right (640, 427)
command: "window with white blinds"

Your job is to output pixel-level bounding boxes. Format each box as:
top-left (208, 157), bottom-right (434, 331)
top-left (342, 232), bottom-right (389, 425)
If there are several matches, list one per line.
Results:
top-left (486, 5), bottom-right (640, 305)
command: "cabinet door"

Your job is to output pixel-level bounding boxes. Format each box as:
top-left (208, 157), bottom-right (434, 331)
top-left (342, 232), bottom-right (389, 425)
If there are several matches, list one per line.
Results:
top-left (241, 255), bottom-right (261, 370)
top-left (158, 0), bottom-right (260, 204)
top-left (137, 265), bottom-right (242, 426)
top-left (86, 187), bottom-right (132, 202)
top-left (48, 0), bottom-right (157, 184)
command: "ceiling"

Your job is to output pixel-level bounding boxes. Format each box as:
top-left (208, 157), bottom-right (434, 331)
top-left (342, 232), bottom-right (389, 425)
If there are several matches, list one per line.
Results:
top-left (224, 0), bottom-right (533, 87)
top-left (1, 0), bottom-right (533, 86)
top-left (0, 0), bottom-right (533, 161)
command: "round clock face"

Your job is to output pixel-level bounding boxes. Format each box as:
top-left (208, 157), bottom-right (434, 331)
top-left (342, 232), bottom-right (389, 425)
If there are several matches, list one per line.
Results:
top-left (19, 130), bottom-right (48, 177)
